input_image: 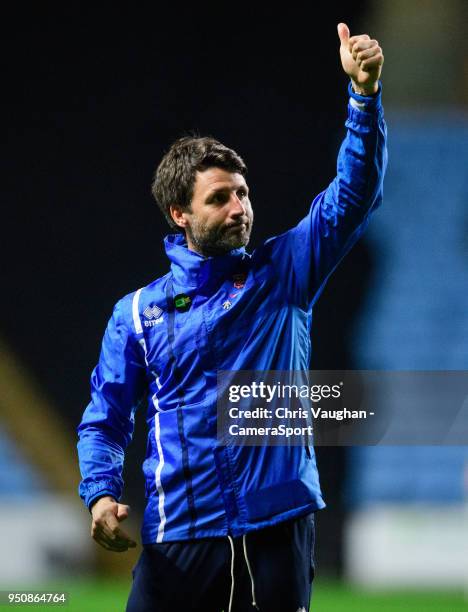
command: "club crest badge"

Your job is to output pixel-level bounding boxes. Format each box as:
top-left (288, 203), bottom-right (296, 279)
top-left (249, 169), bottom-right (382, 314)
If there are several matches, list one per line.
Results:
top-left (232, 273), bottom-right (247, 289)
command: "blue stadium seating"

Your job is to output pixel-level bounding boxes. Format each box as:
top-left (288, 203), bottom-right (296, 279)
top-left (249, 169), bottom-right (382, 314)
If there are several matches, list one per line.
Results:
top-left (346, 113), bottom-right (468, 506)
top-left (0, 425), bottom-right (47, 498)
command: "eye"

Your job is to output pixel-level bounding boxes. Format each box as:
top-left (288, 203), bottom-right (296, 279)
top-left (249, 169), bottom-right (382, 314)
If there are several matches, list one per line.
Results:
top-left (237, 189), bottom-right (248, 198)
top-left (212, 192), bottom-right (228, 204)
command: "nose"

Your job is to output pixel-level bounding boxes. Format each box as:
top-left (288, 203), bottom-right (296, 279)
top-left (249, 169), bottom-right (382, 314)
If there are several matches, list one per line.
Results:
top-left (230, 193), bottom-right (247, 218)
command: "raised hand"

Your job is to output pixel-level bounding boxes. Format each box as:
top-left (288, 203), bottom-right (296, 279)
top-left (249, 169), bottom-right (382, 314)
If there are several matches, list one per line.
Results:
top-left (337, 22), bottom-right (384, 96)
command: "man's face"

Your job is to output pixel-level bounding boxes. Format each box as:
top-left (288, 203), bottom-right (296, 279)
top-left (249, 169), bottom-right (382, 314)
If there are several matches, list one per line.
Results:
top-left (171, 168), bottom-right (253, 256)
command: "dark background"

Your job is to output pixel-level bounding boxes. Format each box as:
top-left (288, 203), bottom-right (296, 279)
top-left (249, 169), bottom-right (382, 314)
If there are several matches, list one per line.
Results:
top-left (2, 3), bottom-right (371, 574)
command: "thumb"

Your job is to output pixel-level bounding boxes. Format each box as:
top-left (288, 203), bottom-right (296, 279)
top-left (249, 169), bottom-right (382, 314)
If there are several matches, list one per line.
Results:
top-left (337, 22), bottom-right (350, 45)
top-left (116, 504), bottom-right (130, 522)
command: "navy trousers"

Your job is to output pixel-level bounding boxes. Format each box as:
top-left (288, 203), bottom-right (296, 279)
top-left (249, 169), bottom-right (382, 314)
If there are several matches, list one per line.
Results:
top-left (126, 512), bottom-right (315, 612)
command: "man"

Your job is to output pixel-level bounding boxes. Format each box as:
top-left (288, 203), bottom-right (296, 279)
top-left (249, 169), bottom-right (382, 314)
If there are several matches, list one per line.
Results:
top-left (77, 22), bottom-right (386, 611)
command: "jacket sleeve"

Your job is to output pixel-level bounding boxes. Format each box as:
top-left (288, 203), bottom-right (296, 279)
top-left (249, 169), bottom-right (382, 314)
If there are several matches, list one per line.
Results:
top-left (267, 81), bottom-right (388, 309)
top-left (77, 296), bottom-right (147, 509)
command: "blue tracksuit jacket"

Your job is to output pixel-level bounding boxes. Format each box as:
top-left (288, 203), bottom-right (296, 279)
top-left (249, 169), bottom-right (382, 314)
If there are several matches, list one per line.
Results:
top-left (77, 83), bottom-right (387, 544)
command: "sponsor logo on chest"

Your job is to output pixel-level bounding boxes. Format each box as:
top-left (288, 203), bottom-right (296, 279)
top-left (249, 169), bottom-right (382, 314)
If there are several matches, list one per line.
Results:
top-left (143, 305), bottom-right (164, 326)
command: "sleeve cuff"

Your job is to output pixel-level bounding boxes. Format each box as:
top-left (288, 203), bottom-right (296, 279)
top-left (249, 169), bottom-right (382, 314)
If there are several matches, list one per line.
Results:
top-left (348, 81), bottom-right (382, 112)
top-left (80, 481), bottom-right (121, 510)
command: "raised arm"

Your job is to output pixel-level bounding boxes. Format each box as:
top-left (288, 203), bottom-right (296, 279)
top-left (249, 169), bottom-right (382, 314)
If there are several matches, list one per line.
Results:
top-left (266, 22), bottom-right (387, 309)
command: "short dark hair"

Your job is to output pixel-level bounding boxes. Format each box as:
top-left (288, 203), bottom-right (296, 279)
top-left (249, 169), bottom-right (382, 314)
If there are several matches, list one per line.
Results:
top-left (151, 135), bottom-right (248, 230)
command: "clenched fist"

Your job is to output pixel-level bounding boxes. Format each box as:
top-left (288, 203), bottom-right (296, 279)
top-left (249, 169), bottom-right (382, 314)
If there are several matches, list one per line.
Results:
top-left (90, 495), bottom-right (137, 552)
top-left (337, 22), bottom-right (384, 96)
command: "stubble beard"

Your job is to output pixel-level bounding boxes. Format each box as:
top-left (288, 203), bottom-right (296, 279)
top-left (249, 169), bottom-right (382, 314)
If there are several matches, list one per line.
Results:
top-left (186, 217), bottom-right (253, 257)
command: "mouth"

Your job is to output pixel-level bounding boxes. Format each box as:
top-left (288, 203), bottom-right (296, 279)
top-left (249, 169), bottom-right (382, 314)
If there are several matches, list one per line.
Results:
top-left (225, 223), bottom-right (247, 232)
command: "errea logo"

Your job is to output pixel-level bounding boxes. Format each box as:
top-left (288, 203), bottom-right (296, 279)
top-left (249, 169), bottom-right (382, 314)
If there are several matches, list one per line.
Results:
top-left (143, 305), bottom-right (164, 327)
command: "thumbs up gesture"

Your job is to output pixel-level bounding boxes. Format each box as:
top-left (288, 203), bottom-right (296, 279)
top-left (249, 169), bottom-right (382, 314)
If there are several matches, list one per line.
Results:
top-left (337, 23), bottom-right (384, 96)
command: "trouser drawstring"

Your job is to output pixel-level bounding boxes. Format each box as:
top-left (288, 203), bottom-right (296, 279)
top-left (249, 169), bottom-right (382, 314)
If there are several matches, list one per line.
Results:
top-left (227, 536), bottom-right (235, 612)
top-left (227, 534), bottom-right (260, 610)
top-left (242, 534), bottom-right (259, 610)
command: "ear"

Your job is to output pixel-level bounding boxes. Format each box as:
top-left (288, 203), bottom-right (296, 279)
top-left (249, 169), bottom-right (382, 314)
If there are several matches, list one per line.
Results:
top-left (170, 205), bottom-right (189, 229)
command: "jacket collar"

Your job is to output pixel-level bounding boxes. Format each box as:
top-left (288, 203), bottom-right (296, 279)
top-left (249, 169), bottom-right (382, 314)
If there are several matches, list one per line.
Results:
top-left (164, 234), bottom-right (248, 289)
